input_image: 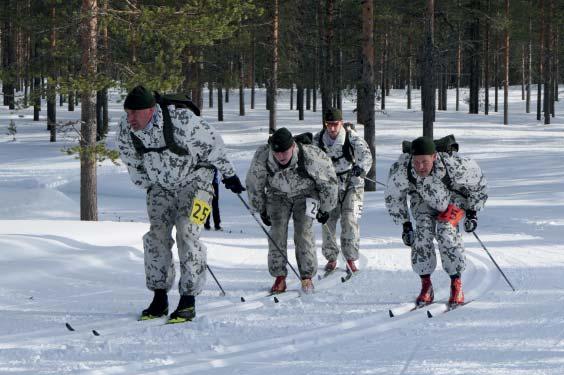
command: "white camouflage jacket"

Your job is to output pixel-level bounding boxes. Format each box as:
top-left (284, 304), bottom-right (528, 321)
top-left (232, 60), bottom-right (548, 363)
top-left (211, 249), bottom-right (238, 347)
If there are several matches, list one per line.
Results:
top-left (384, 152), bottom-right (488, 225)
top-left (245, 143), bottom-right (338, 214)
top-left (117, 104), bottom-right (236, 191)
top-left (313, 128), bottom-right (373, 190)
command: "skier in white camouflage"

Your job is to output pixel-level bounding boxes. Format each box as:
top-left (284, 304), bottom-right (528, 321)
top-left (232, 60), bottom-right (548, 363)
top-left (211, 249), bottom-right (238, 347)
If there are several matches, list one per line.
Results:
top-left (313, 108), bottom-right (373, 274)
top-left (245, 128), bottom-right (338, 294)
top-left (117, 86), bottom-right (245, 323)
top-left (384, 136), bottom-right (488, 306)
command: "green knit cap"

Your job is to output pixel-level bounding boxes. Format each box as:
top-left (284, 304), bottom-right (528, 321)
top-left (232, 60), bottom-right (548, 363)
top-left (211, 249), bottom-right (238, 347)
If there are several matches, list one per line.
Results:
top-left (324, 107), bottom-right (342, 122)
top-left (269, 127), bottom-right (294, 152)
top-left (124, 85), bottom-right (155, 110)
top-left (411, 136), bottom-right (436, 155)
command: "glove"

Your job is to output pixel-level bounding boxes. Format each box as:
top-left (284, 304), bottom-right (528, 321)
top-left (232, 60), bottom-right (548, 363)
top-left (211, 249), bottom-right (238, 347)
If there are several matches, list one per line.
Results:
top-left (260, 210), bottom-right (271, 226)
top-left (223, 175), bottom-right (246, 194)
top-left (464, 209), bottom-right (478, 233)
top-left (316, 210), bottom-right (330, 224)
top-left (351, 165), bottom-right (365, 177)
top-left (437, 204), bottom-right (464, 227)
top-left (402, 222), bottom-right (414, 247)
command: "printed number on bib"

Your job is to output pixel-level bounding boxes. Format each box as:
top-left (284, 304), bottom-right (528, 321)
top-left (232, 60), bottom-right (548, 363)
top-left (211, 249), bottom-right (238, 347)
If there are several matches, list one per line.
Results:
top-left (305, 198), bottom-right (320, 219)
top-left (190, 199), bottom-right (211, 225)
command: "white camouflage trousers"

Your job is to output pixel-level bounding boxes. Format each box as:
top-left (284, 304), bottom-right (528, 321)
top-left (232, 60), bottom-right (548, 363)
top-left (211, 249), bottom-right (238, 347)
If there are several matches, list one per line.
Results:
top-left (143, 184), bottom-right (212, 296)
top-left (322, 187), bottom-right (363, 262)
top-left (266, 193), bottom-right (318, 279)
top-left (410, 198), bottom-right (466, 276)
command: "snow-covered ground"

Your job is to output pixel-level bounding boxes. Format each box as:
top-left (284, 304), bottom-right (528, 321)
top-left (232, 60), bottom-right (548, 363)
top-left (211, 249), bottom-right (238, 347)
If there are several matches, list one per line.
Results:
top-left (1, 87), bottom-right (564, 374)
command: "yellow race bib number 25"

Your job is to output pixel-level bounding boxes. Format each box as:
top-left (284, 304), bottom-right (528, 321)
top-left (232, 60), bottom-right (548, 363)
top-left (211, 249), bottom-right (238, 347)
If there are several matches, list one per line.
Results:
top-left (190, 198), bottom-right (211, 225)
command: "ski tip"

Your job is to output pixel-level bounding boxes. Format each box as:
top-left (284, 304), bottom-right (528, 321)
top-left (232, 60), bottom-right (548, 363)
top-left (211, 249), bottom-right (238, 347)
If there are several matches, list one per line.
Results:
top-left (240, 296), bottom-right (246, 302)
top-left (65, 322), bottom-right (75, 332)
top-left (92, 330), bottom-right (100, 336)
top-left (388, 310), bottom-right (394, 318)
top-left (427, 310), bottom-right (433, 318)
top-left (273, 296), bottom-right (279, 303)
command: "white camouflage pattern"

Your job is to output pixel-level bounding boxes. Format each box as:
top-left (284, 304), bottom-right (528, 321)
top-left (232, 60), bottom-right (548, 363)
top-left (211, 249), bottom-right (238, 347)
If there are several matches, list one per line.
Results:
top-left (245, 142), bottom-right (338, 278)
top-left (312, 128), bottom-right (372, 190)
top-left (117, 104), bottom-right (237, 296)
top-left (384, 151), bottom-right (488, 276)
top-left (117, 104), bottom-right (236, 191)
top-left (313, 128), bottom-right (373, 262)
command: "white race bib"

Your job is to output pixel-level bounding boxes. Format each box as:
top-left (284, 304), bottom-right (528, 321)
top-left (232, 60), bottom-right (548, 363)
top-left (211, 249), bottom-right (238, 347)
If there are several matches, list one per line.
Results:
top-left (305, 198), bottom-right (320, 219)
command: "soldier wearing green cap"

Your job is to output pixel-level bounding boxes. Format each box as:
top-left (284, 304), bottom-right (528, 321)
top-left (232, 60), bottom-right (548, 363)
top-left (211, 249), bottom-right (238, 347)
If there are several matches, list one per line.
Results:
top-left (313, 108), bottom-right (373, 274)
top-left (117, 85), bottom-right (245, 324)
top-left (384, 135), bottom-right (488, 307)
top-left (245, 128), bottom-right (338, 294)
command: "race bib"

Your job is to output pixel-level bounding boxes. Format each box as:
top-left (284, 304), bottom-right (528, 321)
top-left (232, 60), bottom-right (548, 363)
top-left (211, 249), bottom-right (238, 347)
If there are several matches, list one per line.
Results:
top-left (305, 198), bottom-right (320, 219)
top-left (190, 198), bottom-right (211, 225)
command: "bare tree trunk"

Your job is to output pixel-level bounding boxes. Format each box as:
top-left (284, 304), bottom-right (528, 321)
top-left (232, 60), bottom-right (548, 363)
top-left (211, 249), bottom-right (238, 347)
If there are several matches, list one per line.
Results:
top-left (550, 0), bottom-right (556, 116)
top-left (407, 27), bottom-right (412, 110)
top-left (239, 53), bottom-right (245, 116)
top-left (521, 45), bottom-right (525, 100)
top-left (208, 82), bottom-right (213, 108)
top-left (290, 85), bottom-right (294, 110)
top-left (30, 33), bottom-right (41, 119)
top-left (494, 35), bottom-right (499, 112)
top-left (468, 2), bottom-right (480, 115)
top-left (217, 83), bottom-right (223, 121)
top-left (543, 0), bottom-right (551, 124)
top-left (537, 0), bottom-right (544, 121)
top-left (80, 0), bottom-right (98, 221)
top-left (485, 0), bottom-right (490, 115)
top-left (269, 0), bottom-right (279, 133)
top-left (503, 0), bottom-right (509, 125)
top-left (555, 28), bottom-right (559, 102)
top-left (422, 0), bottom-right (435, 138)
top-left (359, 0), bottom-right (376, 192)
top-left (380, 33), bottom-right (387, 110)
top-left (250, 35), bottom-right (256, 109)
top-left (298, 84), bottom-right (304, 120)
top-left (48, 0), bottom-right (57, 142)
top-left (456, 7), bottom-right (461, 112)
top-left (526, 2), bottom-right (532, 113)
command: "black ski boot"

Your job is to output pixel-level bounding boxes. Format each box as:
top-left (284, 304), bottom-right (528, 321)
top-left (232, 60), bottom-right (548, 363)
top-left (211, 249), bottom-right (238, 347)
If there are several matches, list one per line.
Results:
top-left (168, 295), bottom-right (196, 324)
top-left (139, 289), bottom-right (168, 321)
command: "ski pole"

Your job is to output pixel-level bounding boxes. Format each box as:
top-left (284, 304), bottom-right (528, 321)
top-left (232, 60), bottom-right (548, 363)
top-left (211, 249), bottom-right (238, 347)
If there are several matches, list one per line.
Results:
top-left (236, 194), bottom-right (301, 280)
top-left (473, 231), bottom-right (516, 292)
top-left (206, 265), bottom-right (226, 296)
top-left (364, 176), bottom-right (387, 187)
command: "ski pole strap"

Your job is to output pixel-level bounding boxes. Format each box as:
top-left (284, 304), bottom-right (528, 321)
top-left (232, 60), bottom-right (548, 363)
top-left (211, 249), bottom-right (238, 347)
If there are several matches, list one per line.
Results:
top-left (206, 264), bottom-right (226, 296)
top-left (236, 194), bottom-right (301, 280)
top-left (473, 232), bottom-right (516, 292)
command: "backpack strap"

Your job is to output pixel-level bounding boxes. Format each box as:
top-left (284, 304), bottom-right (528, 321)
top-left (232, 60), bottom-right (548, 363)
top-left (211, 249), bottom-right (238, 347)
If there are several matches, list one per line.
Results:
top-left (407, 155), bottom-right (469, 199)
top-left (318, 128), bottom-right (355, 164)
top-left (129, 93), bottom-right (194, 157)
top-left (159, 100), bottom-right (189, 156)
top-left (296, 143), bottom-right (314, 180)
top-left (130, 132), bottom-right (167, 155)
top-left (342, 130), bottom-right (355, 163)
